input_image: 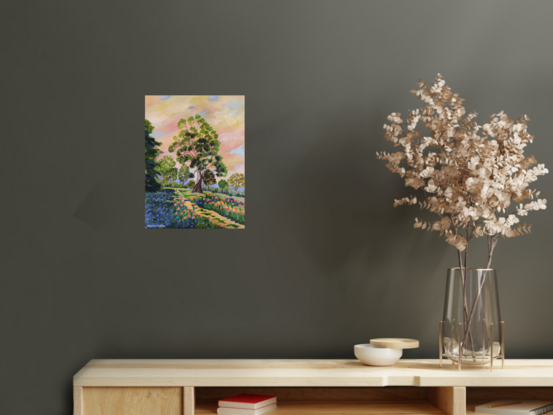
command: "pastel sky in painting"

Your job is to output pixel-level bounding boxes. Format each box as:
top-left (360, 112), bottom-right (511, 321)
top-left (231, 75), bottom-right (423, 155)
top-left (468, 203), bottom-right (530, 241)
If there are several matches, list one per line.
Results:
top-left (145, 95), bottom-right (245, 179)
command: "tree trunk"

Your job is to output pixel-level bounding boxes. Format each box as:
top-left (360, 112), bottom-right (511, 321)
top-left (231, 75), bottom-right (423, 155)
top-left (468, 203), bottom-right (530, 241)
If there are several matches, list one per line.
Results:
top-left (192, 171), bottom-right (203, 193)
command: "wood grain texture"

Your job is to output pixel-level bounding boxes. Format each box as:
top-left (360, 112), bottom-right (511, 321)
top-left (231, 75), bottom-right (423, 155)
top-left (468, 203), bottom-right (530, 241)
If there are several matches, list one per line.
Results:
top-left (466, 403), bottom-right (480, 415)
top-left (196, 387), bottom-right (426, 403)
top-left (184, 386), bottom-right (195, 415)
top-left (466, 387), bottom-right (553, 404)
top-left (73, 359), bottom-right (553, 387)
top-left (370, 339), bottom-right (419, 349)
top-left (73, 387), bottom-right (83, 415)
top-left (82, 387), bottom-right (182, 415)
top-left (196, 402), bottom-right (443, 414)
top-left (427, 387), bottom-right (466, 415)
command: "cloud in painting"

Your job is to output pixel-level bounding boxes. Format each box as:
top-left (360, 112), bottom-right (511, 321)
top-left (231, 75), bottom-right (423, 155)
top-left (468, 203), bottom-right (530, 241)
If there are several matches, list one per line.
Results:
top-left (188, 105), bottom-right (195, 109)
top-left (161, 96), bottom-right (171, 100)
top-left (229, 111), bottom-right (237, 116)
top-left (230, 145), bottom-right (244, 156)
top-left (227, 101), bottom-right (243, 108)
top-left (207, 96), bottom-right (219, 101)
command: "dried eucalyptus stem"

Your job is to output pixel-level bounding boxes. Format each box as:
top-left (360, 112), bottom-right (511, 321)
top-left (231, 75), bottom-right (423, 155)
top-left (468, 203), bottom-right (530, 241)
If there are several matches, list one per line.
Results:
top-left (378, 74), bottom-right (548, 357)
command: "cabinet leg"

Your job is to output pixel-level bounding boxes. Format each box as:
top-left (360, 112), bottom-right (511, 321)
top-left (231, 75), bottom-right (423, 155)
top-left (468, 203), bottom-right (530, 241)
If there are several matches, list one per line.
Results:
top-left (74, 387), bottom-right (83, 415)
top-left (184, 387), bottom-right (195, 415)
top-left (427, 386), bottom-right (466, 415)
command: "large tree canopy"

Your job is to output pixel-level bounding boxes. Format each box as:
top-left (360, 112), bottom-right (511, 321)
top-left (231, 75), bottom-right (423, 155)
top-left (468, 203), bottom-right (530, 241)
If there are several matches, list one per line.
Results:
top-left (145, 119), bottom-right (162, 192)
top-left (168, 115), bottom-right (227, 193)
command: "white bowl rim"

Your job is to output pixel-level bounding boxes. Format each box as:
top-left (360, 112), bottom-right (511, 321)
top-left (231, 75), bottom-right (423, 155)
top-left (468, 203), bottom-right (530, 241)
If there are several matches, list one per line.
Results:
top-left (354, 344), bottom-right (402, 356)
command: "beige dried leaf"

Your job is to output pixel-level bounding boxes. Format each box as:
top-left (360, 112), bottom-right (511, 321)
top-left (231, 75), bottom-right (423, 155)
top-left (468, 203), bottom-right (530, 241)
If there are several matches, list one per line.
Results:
top-left (378, 74), bottom-right (548, 256)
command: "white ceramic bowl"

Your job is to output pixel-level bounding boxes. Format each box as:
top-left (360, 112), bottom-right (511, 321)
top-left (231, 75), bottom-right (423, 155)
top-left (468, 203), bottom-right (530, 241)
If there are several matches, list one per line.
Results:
top-left (354, 344), bottom-right (403, 366)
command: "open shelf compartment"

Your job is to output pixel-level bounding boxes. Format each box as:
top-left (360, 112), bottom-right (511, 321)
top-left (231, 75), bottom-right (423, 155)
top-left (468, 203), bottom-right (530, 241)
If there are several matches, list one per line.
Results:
top-left (466, 387), bottom-right (553, 415)
top-left (195, 387), bottom-right (463, 415)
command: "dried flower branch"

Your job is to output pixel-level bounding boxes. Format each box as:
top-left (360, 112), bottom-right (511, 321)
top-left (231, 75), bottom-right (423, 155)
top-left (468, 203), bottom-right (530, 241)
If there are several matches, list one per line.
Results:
top-left (378, 74), bottom-right (548, 268)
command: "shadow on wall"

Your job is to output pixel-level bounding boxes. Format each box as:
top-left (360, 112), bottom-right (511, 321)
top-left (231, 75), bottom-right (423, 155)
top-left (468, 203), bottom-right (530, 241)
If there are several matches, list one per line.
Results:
top-left (265, 106), bottom-right (449, 276)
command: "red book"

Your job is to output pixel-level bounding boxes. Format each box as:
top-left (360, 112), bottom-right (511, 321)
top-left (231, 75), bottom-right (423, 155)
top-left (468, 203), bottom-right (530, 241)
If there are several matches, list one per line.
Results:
top-left (218, 394), bottom-right (277, 410)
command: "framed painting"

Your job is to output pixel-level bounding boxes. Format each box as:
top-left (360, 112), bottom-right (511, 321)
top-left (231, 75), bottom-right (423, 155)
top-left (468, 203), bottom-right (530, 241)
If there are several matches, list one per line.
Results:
top-left (145, 95), bottom-right (245, 229)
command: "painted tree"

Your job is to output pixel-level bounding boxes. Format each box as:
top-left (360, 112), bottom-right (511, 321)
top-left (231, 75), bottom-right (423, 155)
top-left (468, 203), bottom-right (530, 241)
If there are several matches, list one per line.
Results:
top-left (177, 165), bottom-right (190, 185)
top-left (145, 119), bottom-right (162, 192)
top-left (168, 168), bottom-right (178, 184)
top-left (218, 180), bottom-right (229, 190)
top-left (228, 173), bottom-right (245, 189)
top-left (158, 156), bottom-right (178, 185)
top-left (202, 169), bottom-right (216, 188)
top-left (187, 180), bottom-right (196, 189)
top-left (168, 115), bottom-right (228, 193)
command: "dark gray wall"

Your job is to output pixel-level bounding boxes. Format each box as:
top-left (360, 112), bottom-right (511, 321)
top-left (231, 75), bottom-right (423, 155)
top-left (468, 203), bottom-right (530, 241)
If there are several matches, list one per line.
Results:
top-left (2, 1), bottom-right (553, 413)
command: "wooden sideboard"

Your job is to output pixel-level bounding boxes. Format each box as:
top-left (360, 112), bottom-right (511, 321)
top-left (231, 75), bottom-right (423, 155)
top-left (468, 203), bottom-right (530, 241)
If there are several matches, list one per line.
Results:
top-left (73, 359), bottom-right (553, 415)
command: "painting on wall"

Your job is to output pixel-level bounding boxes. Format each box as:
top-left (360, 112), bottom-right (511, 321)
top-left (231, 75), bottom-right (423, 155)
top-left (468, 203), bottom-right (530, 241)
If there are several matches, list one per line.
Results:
top-left (145, 95), bottom-right (245, 229)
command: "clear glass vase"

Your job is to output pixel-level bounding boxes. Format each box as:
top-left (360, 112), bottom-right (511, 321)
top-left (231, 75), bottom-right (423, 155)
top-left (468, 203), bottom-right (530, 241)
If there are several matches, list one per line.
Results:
top-left (441, 268), bottom-right (503, 366)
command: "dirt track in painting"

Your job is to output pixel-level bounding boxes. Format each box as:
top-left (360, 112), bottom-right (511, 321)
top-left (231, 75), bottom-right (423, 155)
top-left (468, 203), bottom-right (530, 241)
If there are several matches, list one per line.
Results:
top-left (181, 198), bottom-right (244, 229)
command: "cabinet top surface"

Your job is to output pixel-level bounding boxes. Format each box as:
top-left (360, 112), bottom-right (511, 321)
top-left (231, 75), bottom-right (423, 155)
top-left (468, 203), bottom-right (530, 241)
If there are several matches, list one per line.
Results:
top-left (73, 359), bottom-right (553, 387)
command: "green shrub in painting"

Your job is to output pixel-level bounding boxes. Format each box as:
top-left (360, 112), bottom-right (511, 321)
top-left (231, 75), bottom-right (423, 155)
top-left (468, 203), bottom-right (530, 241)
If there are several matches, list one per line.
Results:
top-left (177, 165), bottom-right (190, 185)
top-left (158, 156), bottom-right (178, 185)
top-left (216, 186), bottom-right (245, 197)
top-left (228, 173), bottom-right (245, 189)
top-left (202, 169), bottom-right (216, 188)
top-left (145, 119), bottom-right (162, 192)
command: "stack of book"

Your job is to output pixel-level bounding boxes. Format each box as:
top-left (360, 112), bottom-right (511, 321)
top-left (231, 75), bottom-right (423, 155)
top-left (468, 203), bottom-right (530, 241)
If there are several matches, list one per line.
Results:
top-left (217, 394), bottom-right (277, 415)
top-left (475, 400), bottom-right (553, 415)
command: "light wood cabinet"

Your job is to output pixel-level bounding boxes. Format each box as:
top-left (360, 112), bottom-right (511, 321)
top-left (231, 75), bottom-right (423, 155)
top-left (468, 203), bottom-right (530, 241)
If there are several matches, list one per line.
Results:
top-left (81, 387), bottom-right (182, 415)
top-left (73, 359), bottom-right (553, 415)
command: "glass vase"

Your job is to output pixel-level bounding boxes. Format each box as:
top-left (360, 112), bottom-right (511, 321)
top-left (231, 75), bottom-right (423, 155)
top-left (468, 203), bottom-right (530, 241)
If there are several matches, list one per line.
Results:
top-left (441, 268), bottom-right (504, 366)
